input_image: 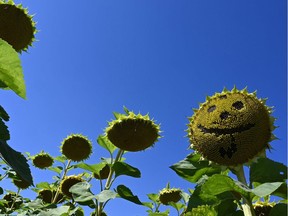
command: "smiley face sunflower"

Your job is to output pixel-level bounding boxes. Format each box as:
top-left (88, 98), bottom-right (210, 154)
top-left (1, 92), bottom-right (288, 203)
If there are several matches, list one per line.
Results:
top-left (188, 87), bottom-right (275, 166)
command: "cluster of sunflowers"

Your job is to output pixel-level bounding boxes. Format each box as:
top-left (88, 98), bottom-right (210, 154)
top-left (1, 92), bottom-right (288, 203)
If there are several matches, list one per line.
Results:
top-left (16, 87), bottom-right (281, 216)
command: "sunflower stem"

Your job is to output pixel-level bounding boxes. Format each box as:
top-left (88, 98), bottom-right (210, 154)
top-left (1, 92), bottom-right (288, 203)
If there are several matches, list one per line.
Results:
top-left (97, 149), bottom-right (124, 215)
top-left (233, 165), bottom-right (256, 216)
top-left (52, 159), bottom-right (72, 204)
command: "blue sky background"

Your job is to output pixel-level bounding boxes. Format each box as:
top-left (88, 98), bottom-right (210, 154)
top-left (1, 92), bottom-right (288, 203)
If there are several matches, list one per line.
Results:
top-left (1, 0), bottom-right (287, 215)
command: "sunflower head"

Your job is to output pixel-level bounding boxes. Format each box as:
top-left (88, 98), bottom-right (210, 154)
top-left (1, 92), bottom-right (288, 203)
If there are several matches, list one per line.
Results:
top-left (187, 87), bottom-right (275, 166)
top-left (60, 134), bottom-right (92, 162)
top-left (60, 175), bottom-right (84, 198)
top-left (0, 0), bottom-right (37, 52)
top-left (105, 107), bottom-right (161, 152)
top-left (32, 151), bottom-right (54, 169)
top-left (38, 189), bottom-right (64, 204)
top-left (253, 201), bottom-right (275, 216)
top-left (159, 187), bottom-right (182, 205)
top-left (3, 192), bottom-right (23, 209)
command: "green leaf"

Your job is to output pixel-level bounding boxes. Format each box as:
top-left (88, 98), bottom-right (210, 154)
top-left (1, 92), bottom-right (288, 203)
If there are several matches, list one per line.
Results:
top-left (75, 162), bottom-right (106, 174)
top-left (250, 158), bottom-right (287, 183)
top-left (169, 202), bottom-right (186, 211)
top-left (147, 193), bottom-right (159, 203)
top-left (48, 166), bottom-right (63, 174)
top-left (0, 38), bottom-right (26, 98)
top-left (69, 182), bottom-right (95, 202)
top-left (113, 161), bottom-right (141, 178)
top-left (217, 199), bottom-right (238, 216)
top-left (116, 184), bottom-right (142, 205)
top-left (36, 182), bottom-right (51, 190)
top-left (142, 202), bottom-right (154, 209)
top-left (54, 156), bottom-right (67, 163)
top-left (0, 106), bottom-right (9, 121)
top-left (269, 203), bottom-right (288, 216)
top-left (0, 119), bottom-right (10, 140)
top-left (170, 153), bottom-right (223, 183)
top-left (201, 174), bottom-right (251, 199)
top-left (148, 212), bottom-right (169, 216)
top-left (187, 183), bottom-right (219, 211)
top-left (69, 206), bottom-right (84, 216)
top-left (95, 190), bottom-right (117, 203)
top-left (271, 182), bottom-right (287, 199)
top-left (185, 205), bottom-right (217, 216)
top-left (251, 182), bottom-right (283, 197)
top-left (40, 206), bottom-right (70, 216)
top-left (97, 135), bottom-right (117, 154)
top-left (0, 140), bottom-right (33, 186)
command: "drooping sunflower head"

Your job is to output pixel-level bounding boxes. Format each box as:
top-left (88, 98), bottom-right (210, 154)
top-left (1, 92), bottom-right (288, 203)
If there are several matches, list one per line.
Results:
top-left (253, 201), bottom-right (275, 216)
top-left (187, 87), bottom-right (276, 166)
top-left (159, 187), bottom-right (182, 205)
top-left (60, 134), bottom-right (93, 162)
top-left (105, 107), bottom-right (161, 152)
top-left (32, 151), bottom-right (54, 169)
top-left (60, 175), bottom-right (84, 198)
top-left (0, 0), bottom-right (37, 52)
top-left (3, 192), bottom-right (23, 209)
top-left (38, 189), bottom-right (64, 204)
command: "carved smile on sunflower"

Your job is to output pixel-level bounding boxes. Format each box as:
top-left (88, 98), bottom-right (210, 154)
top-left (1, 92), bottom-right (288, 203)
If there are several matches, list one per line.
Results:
top-left (188, 87), bottom-right (275, 166)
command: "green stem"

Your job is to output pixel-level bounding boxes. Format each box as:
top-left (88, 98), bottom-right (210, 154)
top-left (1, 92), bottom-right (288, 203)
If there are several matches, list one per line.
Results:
top-left (10, 188), bottom-right (21, 211)
top-left (52, 159), bottom-right (72, 204)
top-left (233, 165), bottom-right (256, 216)
top-left (97, 149), bottom-right (124, 215)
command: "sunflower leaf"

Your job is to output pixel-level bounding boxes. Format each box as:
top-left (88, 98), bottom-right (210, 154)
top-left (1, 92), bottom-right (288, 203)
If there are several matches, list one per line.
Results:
top-left (116, 184), bottom-right (142, 205)
top-left (97, 135), bottom-right (117, 154)
top-left (250, 158), bottom-right (287, 183)
top-left (0, 38), bottom-right (26, 99)
top-left (113, 161), bottom-right (141, 178)
top-left (170, 153), bottom-right (223, 183)
top-left (0, 140), bottom-right (33, 186)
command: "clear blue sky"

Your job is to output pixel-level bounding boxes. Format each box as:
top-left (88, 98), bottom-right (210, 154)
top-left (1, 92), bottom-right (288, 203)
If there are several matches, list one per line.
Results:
top-left (2, 0), bottom-right (287, 215)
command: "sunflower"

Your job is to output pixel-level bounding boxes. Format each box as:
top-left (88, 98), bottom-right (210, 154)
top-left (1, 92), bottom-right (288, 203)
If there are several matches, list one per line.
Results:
top-left (105, 108), bottom-right (161, 152)
top-left (32, 151), bottom-right (54, 169)
top-left (0, 0), bottom-right (36, 52)
top-left (60, 134), bottom-right (92, 162)
top-left (187, 87), bottom-right (275, 166)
